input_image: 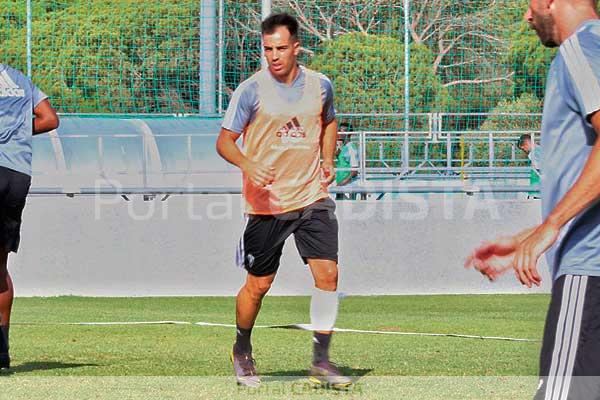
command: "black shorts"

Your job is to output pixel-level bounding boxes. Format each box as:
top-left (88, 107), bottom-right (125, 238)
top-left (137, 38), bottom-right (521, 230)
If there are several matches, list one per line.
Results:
top-left (0, 166), bottom-right (31, 253)
top-left (236, 197), bottom-right (338, 277)
top-left (534, 275), bottom-right (600, 400)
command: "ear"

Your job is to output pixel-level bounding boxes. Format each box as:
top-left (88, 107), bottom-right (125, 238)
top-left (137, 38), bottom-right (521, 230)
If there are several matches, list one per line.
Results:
top-left (293, 40), bottom-right (301, 56)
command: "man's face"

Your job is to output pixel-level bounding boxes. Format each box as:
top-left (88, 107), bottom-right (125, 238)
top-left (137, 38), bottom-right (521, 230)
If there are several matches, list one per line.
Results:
top-left (519, 140), bottom-right (532, 154)
top-left (262, 26), bottom-right (300, 80)
top-left (524, 0), bottom-right (559, 47)
top-left (336, 140), bottom-right (343, 155)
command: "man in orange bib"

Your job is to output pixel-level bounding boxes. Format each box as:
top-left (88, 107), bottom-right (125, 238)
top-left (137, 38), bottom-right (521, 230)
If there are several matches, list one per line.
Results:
top-left (216, 13), bottom-right (351, 389)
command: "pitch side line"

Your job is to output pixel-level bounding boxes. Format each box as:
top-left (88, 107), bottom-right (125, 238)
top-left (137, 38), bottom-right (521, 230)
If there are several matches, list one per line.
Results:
top-left (13, 320), bottom-right (538, 342)
top-left (195, 322), bottom-right (539, 343)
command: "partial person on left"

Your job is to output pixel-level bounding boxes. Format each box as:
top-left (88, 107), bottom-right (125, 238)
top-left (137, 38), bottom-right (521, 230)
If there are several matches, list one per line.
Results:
top-left (0, 63), bottom-right (59, 370)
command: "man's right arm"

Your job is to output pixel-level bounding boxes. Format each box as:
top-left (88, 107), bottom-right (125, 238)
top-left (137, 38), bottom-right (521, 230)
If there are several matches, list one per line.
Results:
top-left (217, 80), bottom-right (274, 187)
top-left (216, 128), bottom-right (274, 187)
top-left (216, 128), bottom-right (246, 169)
top-left (33, 99), bottom-right (59, 135)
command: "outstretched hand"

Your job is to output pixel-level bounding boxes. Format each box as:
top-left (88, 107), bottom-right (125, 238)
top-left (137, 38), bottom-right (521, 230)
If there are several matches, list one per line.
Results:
top-left (465, 235), bottom-right (519, 282)
top-left (465, 223), bottom-right (560, 287)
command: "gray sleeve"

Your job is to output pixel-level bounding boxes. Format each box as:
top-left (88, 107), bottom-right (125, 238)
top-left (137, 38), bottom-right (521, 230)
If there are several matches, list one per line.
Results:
top-left (31, 82), bottom-right (48, 108)
top-left (559, 26), bottom-right (600, 119)
top-left (222, 80), bottom-right (258, 134)
top-left (320, 75), bottom-right (336, 125)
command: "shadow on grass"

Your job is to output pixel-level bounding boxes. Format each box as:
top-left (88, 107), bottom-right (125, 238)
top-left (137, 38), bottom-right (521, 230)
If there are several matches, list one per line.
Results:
top-left (262, 367), bottom-right (373, 383)
top-left (0, 361), bottom-right (99, 375)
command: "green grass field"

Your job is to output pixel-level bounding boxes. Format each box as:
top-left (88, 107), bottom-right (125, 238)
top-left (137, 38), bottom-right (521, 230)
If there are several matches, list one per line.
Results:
top-left (0, 295), bottom-right (549, 399)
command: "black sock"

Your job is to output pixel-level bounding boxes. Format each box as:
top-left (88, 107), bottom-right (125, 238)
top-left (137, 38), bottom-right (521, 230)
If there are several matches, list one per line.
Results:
top-left (0, 325), bottom-right (7, 354)
top-left (313, 332), bottom-right (332, 364)
top-left (234, 325), bottom-right (252, 355)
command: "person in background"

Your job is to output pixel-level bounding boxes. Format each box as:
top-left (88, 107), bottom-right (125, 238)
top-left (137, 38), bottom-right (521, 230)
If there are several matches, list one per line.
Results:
top-left (518, 133), bottom-right (541, 199)
top-left (335, 122), bottom-right (362, 200)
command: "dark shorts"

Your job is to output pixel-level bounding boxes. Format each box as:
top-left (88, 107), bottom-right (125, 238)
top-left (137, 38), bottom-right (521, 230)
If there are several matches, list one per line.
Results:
top-left (0, 166), bottom-right (31, 253)
top-left (236, 197), bottom-right (338, 277)
top-left (534, 275), bottom-right (600, 400)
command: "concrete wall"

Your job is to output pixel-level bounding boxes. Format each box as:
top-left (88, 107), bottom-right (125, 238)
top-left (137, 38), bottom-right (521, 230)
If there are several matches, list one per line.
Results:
top-left (10, 195), bottom-right (551, 296)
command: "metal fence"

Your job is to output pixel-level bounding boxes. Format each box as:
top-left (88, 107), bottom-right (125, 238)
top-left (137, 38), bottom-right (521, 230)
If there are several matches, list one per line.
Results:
top-left (29, 112), bottom-right (540, 196)
top-left (1, 0), bottom-right (552, 121)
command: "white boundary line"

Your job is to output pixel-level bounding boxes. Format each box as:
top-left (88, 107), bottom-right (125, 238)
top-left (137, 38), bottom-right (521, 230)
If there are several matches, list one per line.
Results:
top-left (195, 322), bottom-right (539, 343)
top-left (14, 320), bottom-right (538, 342)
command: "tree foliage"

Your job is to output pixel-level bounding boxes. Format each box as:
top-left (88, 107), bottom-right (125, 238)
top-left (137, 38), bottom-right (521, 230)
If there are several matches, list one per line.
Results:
top-left (308, 33), bottom-right (449, 117)
top-left (2, 0), bottom-right (200, 113)
top-left (0, 0), bottom-right (561, 119)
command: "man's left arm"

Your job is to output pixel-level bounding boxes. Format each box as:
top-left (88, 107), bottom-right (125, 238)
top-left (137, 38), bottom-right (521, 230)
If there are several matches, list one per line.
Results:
top-left (320, 118), bottom-right (338, 186)
top-left (514, 111), bottom-right (600, 287)
top-left (319, 75), bottom-right (337, 186)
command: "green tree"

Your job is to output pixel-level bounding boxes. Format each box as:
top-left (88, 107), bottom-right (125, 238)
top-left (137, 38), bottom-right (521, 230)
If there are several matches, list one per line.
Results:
top-left (23, 0), bottom-right (199, 113)
top-left (0, 0), bottom-right (27, 70)
top-left (507, 21), bottom-right (557, 99)
top-left (480, 92), bottom-right (542, 133)
top-left (308, 32), bottom-right (450, 117)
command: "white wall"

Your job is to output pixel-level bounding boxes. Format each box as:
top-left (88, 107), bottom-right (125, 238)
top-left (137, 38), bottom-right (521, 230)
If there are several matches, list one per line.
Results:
top-left (10, 195), bottom-right (550, 296)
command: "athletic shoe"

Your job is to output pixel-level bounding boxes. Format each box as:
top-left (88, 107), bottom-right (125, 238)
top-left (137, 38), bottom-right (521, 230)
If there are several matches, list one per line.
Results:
top-left (309, 360), bottom-right (352, 389)
top-left (230, 346), bottom-right (260, 388)
top-left (0, 353), bottom-right (9, 370)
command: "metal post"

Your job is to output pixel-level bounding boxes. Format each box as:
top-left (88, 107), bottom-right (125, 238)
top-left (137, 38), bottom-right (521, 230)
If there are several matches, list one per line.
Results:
top-left (402, 0), bottom-right (410, 175)
top-left (403, 0), bottom-right (410, 133)
top-left (446, 132), bottom-right (452, 170)
top-left (199, 0), bottom-right (217, 114)
top-left (489, 132), bottom-right (494, 168)
top-left (403, 133), bottom-right (410, 175)
top-left (217, 0), bottom-right (224, 114)
top-left (26, 0), bottom-right (32, 77)
top-left (360, 132), bottom-right (366, 184)
top-left (261, 0), bottom-right (272, 70)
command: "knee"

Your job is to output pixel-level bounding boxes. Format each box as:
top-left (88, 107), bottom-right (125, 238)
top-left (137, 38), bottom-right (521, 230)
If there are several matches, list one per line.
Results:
top-left (315, 269), bottom-right (338, 292)
top-left (245, 278), bottom-right (273, 300)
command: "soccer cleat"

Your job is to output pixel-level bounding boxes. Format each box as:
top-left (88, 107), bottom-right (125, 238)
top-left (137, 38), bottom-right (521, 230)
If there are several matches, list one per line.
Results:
top-left (230, 347), bottom-right (261, 388)
top-left (308, 360), bottom-right (352, 389)
top-left (0, 353), bottom-right (9, 370)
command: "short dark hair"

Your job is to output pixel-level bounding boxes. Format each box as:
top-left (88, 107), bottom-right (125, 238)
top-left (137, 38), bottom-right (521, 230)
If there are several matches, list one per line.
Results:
top-left (339, 122), bottom-right (354, 131)
top-left (261, 13), bottom-right (299, 40)
top-left (518, 134), bottom-right (531, 147)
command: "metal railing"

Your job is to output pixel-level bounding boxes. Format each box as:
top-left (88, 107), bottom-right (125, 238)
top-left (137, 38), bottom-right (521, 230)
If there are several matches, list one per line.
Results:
top-left (31, 130), bottom-right (540, 195)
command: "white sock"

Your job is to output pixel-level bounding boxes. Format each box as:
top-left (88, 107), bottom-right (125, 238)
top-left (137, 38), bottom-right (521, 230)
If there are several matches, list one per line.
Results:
top-left (310, 288), bottom-right (339, 331)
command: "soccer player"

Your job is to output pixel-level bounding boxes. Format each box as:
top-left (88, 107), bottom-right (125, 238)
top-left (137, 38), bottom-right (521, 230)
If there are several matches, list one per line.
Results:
top-left (216, 13), bottom-right (351, 389)
top-left (0, 64), bottom-right (59, 369)
top-left (465, 1), bottom-right (600, 398)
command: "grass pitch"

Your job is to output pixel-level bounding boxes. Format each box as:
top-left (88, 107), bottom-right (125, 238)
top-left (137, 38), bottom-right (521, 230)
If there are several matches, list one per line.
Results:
top-left (0, 294), bottom-right (549, 399)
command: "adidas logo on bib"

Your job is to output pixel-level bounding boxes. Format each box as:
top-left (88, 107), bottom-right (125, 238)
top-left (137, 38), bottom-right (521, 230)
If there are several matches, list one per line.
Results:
top-left (276, 117), bottom-right (306, 142)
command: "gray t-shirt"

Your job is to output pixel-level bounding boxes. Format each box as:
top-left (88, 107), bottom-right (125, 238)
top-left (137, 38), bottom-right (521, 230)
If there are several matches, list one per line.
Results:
top-left (222, 66), bottom-right (335, 134)
top-left (541, 20), bottom-right (600, 279)
top-left (0, 64), bottom-right (48, 176)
